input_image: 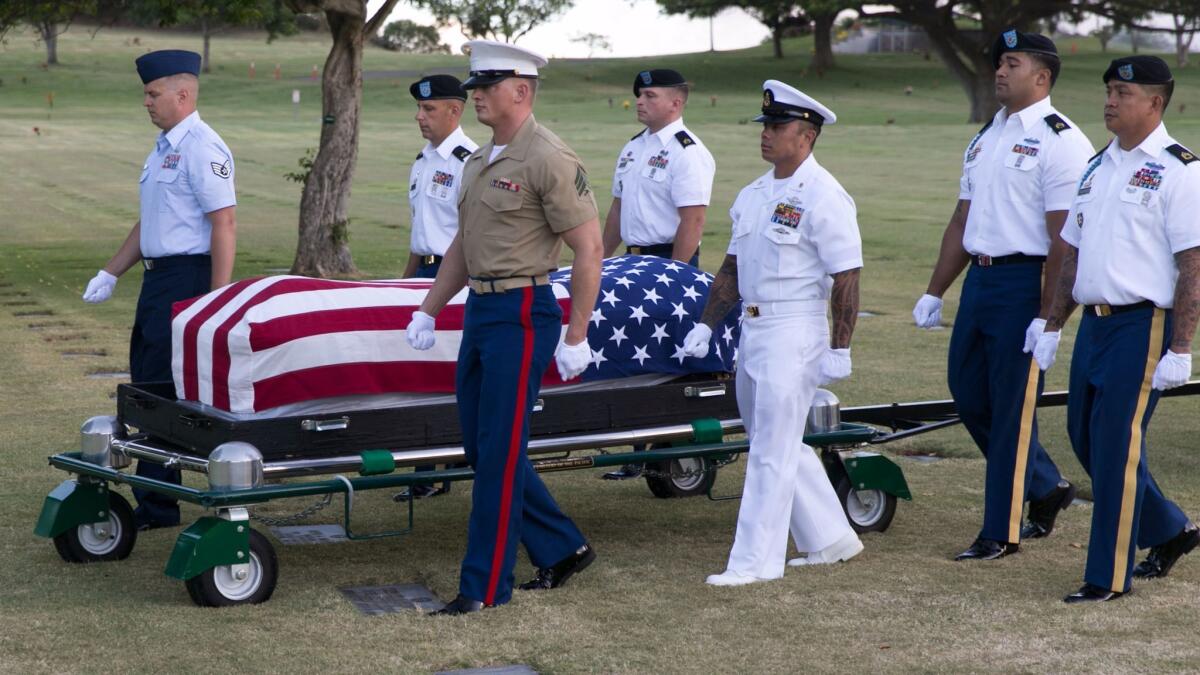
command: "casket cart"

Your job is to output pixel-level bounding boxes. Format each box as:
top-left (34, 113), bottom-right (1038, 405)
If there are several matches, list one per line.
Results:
top-left (33, 373), bottom-right (914, 607)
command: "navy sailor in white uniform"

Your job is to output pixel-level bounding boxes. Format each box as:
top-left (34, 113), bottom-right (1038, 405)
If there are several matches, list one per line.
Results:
top-left (82, 49), bottom-right (237, 530)
top-left (683, 80), bottom-right (863, 585)
top-left (912, 29), bottom-right (1093, 561)
top-left (1036, 56), bottom-right (1200, 603)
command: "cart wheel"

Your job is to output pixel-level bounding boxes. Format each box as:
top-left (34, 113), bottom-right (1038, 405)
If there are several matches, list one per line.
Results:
top-left (835, 476), bottom-right (897, 534)
top-left (52, 491), bottom-right (137, 563)
top-left (644, 444), bottom-right (717, 499)
top-left (184, 529), bottom-right (277, 607)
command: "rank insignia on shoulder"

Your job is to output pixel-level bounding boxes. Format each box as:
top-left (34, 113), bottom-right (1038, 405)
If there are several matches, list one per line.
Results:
top-left (415, 151), bottom-right (424, 160)
top-left (1167, 143), bottom-right (1198, 165)
top-left (674, 130), bottom-right (695, 148)
top-left (452, 146), bottom-right (472, 161)
top-left (575, 165), bottom-right (591, 197)
top-left (1044, 114), bottom-right (1070, 134)
top-left (210, 160), bottom-right (231, 179)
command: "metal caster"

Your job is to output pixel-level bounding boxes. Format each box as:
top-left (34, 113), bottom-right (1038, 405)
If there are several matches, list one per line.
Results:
top-left (52, 491), bottom-right (137, 563)
top-left (184, 529), bottom-right (278, 607)
top-left (835, 476), bottom-right (897, 533)
top-left (644, 443), bottom-right (718, 499)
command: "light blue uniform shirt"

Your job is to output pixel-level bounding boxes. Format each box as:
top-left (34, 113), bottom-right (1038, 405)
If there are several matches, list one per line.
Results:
top-left (138, 111), bottom-right (236, 258)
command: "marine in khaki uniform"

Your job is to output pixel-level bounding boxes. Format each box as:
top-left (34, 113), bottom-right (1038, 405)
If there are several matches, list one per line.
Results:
top-left (405, 40), bottom-right (602, 615)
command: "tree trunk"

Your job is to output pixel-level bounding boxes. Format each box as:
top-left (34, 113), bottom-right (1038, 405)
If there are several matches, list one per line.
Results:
top-left (1098, 36), bottom-right (1109, 53)
top-left (291, 7), bottom-right (363, 278)
top-left (771, 24), bottom-right (784, 59)
top-left (812, 12), bottom-right (836, 74)
top-left (40, 22), bottom-right (58, 65)
top-left (922, 25), bottom-right (997, 123)
top-left (1130, 29), bottom-right (1139, 54)
top-left (201, 18), bottom-right (212, 74)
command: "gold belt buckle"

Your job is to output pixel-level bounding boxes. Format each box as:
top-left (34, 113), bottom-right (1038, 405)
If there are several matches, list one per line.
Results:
top-left (629, 246), bottom-right (643, 255)
top-left (746, 305), bottom-right (760, 317)
top-left (422, 255), bottom-right (437, 266)
top-left (1093, 304), bottom-right (1112, 317)
top-left (142, 259), bottom-right (155, 271)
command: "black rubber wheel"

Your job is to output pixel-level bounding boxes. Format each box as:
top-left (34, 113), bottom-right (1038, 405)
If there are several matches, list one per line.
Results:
top-left (834, 475), bottom-right (897, 534)
top-left (184, 529), bottom-right (278, 607)
top-left (644, 444), bottom-right (718, 498)
top-left (52, 491), bottom-right (137, 563)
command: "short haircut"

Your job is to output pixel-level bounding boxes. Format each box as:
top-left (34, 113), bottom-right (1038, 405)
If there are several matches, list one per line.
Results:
top-left (672, 84), bottom-right (690, 104)
top-left (1027, 52), bottom-right (1060, 87)
top-left (1146, 81), bottom-right (1175, 112)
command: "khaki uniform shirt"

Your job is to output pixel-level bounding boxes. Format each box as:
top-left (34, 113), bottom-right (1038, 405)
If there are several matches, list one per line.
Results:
top-left (458, 115), bottom-right (598, 279)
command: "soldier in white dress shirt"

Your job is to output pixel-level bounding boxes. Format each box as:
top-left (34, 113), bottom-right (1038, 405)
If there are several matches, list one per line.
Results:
top-left (1035, 55), bottom-right (1200, 603)
top-left (683, 80), bottom-right (863, 586)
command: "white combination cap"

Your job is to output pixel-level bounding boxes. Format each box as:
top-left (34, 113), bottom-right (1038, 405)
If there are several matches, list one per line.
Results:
top-left (462, 39), bottom-right (548, 89)
top-left (754, 79), bottom-right (837, 126)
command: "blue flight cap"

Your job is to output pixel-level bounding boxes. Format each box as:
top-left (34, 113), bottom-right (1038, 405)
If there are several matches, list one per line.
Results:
top-left (136, 50), bottom-right (202, 85)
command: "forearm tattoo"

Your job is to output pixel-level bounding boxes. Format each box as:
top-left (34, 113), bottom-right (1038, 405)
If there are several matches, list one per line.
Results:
top-left (1045, 245), bottom-right (1079, 332)
top-left (830, 267), bottom-right (860, 349)
top-left (1170, 246), bottom-right (1200, 352)
top-left (699, 254), bottom-right (741, 328)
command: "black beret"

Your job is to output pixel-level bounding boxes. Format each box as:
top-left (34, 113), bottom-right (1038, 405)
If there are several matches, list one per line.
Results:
top-left (410, 74), bottom-right (467, 101)
top-left (991, 28), bottom-right (1058, 70)
top-left (1103, 55), bottom-right (1173, 85)
top-left (633, 69), bottom-right (687, 97)
top-left (135, 50), bottom-right (201, 85)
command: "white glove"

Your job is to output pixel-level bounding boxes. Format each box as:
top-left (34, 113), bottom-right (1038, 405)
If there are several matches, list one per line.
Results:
top-left (912, 293), bottom-right (943, 329)
top-left (1023, 318), bottom-right (1046, 354)
top-left (1032, 330), bottom-right (1061, 371)
top-left (405, 311), bottom-right (435, 350)
top-left (819, 348), bottom-right (852, 385)
top-left (1152, 350), bottom-right (1192, 391)
top-left (555, 339), bottom-right (592, 381)
top-left (682, 323), bottom-right (712, 359)
top-left (82, 270), bottom-right (118, 303)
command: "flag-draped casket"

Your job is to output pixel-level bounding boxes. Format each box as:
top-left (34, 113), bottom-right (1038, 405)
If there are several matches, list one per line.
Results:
top-left (171, 256), bottom-right (741, 414)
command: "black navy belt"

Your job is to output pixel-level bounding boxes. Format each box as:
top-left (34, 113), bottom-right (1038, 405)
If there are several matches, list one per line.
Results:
top-left (970, 253), bottom-right (1046, 267)
top-left (142, 254), bottom-right (211, 271)
top-left (1085, 300), bottom-right (1156, 317)
top-left (415, 254), bottom-right (443, 266)
top-left (627, 243), bottom-right (699, 259)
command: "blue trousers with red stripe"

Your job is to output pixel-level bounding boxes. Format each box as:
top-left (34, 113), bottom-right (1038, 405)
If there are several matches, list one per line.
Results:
top-left (455, 285), bottom-right (587, 606)
top-left (1067, 307), bottom-right (1189, 592)
top-left (130, 255), bottom-right (211, 526)
top-left (948, 263), bottom-right (1066, 544)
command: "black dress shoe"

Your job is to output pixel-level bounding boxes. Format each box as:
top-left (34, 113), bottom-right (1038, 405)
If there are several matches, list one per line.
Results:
top-left (518, 544), bottom-right (596, 590)
top-left (1063, 583), bottom-right (1127, 604)
top-left (393, 484), bottom-right (450, 502)
top-left (429, 595), bottom-right (488, 616)
top-left (1020, 480), bottom-right (1077, 539)
top-left (601, 465), bottom-right (642, 480)
top-left (1133, 524), bottom-right (1200, 579)
top-left (954, 538), bottom-right (1018, 561)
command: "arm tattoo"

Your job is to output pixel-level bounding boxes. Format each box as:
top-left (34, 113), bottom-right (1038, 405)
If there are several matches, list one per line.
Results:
top-left (699, 254), bottom-right (741, 328)
top-left (830, 267), bottom-right (860, 349)
top-left (1045, 245), bottom-right (1079, 332)
top-left (1170, 246), bottom-right (1200, 352)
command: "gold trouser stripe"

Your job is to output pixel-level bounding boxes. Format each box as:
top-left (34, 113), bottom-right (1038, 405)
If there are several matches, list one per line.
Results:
top-left (1111, 308), bottom-right (1165, 591)
top-left (1008, 359), bottom-right (1041, 543)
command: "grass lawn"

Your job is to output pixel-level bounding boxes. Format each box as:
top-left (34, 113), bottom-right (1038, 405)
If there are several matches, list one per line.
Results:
top-left (2, 25), bottom-right (1200, 673)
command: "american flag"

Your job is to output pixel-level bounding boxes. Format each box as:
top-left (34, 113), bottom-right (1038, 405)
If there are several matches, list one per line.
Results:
top-left (170, 256), bottom-right (739, 414)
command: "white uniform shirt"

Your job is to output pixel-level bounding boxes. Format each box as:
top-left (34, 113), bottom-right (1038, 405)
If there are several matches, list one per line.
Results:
top-left (1061, 123), bottom-right (1200, 308)
top-left (611, 117), bottom-right (715, 246)
top-left (408, 126), bottom-right (478, 256)
top-left (959, 96), bottom-right (1093, 257)
top-left (138, 111), bottom-right (236, 258)
top-left (726, 155), bottom-right (862, 303)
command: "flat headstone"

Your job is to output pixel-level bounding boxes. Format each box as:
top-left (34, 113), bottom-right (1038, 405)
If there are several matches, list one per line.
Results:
top-left (902, 454), bottom-right (944, 464)
top-left (264, 267), bottom-right (290, 273)
top-left (270, 524), bottom-right (347, 545)
top-left (857, 310), bottom-right (878, 317)
top-left (339, 583), bottom-right (445, 614)
top-left (86, 371), bottom-right (130, 380)
top-left (436, 662), bottom-right (540, 667)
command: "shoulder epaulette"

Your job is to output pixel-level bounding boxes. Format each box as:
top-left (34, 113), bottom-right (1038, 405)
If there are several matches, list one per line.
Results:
top-left (975, 119), bottom-right (993, 137)
top-left (1089, 141), bottom-right (1109, 164)
top-left (415, 151), bottom-right (424, 160)
top-left (1044, 114), bottom-right (1070, 134)
top-left (1167, 143), bottom-right (1198, 165)
top-left (451, 145), bottom-right (472, 161)
top-left (630, 129), bottom-right (645, 141)
top-left (675, 130), bottom-right (696, 148)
